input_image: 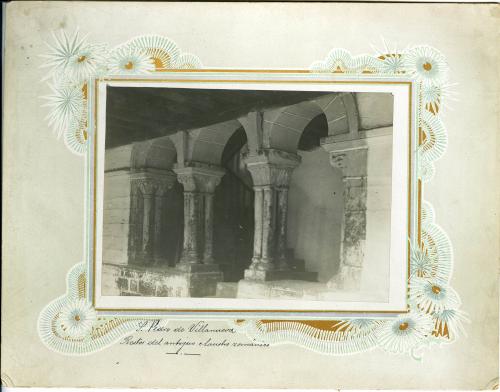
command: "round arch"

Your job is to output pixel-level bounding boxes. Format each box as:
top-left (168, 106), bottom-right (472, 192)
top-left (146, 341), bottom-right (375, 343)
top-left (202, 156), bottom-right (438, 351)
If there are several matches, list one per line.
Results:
top-left (265, 92), bottom-right (359, 154)
top-left (189, 119), bottom-right (247, 165)
top-left (131, 135), bottom-right (177, 171)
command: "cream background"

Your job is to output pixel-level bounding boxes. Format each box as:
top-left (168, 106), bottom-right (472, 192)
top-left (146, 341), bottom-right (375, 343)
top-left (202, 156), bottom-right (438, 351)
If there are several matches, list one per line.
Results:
top-left (2, 2), bottom-right (499, 389)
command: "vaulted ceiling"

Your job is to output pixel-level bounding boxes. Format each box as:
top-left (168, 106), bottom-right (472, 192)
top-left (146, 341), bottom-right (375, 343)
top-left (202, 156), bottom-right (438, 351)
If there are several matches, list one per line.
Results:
top-left (105, 87), bottom-right (331, 149)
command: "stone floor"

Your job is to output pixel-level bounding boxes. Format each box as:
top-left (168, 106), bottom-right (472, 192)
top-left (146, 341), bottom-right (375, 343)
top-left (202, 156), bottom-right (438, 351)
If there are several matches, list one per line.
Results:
top-left (214, 279), bottom-right (377, 301)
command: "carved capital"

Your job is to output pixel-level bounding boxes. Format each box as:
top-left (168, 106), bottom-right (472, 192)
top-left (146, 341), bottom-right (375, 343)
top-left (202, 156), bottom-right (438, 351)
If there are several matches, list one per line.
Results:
top-left (174, 165), bottom-right (225, 193)
top-left (322, 138), bottom-right (368, 177)
top-left (155, 180), bottom-right (173, 197)
top-left (138, 179), bottom-right (157, 196)
top-left (246, 163), bottom-right (296, 188)
top-left (131, 169), bottom-right (177, 196)
top-left (245, 149), bottom-right (300, 188)
top-left (330, 153), bottom-right (346, 169)
top-left (324, 148), bottom-right (368, 177)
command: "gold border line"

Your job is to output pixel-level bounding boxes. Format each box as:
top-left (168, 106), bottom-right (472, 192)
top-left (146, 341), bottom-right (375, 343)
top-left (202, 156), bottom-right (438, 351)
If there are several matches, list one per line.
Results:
top-left (92, 78), bottom-right (99, 308)
top-left (91, 73), bottom-right (416, 314)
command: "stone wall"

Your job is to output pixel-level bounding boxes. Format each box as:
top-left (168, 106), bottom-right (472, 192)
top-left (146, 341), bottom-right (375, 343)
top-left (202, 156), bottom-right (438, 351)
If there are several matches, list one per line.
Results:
top-left (102, 170), bottom-right (133, 265)
top-left (361, 127), bottom-right (392, 299)
top-left (287, 126), bottom-right (393, 294)
top-left (287, 147), bottom-right (344, 282)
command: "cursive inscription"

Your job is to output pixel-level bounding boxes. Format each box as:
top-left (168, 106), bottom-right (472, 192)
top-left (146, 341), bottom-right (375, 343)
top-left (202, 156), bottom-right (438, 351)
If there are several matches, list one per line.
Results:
top-left (119, 320), bottom-right (269, 356)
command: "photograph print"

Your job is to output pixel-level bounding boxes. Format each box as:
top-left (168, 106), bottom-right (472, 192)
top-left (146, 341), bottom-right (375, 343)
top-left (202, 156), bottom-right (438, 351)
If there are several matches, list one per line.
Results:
top-left (99, 85), bottom-right (396, 307)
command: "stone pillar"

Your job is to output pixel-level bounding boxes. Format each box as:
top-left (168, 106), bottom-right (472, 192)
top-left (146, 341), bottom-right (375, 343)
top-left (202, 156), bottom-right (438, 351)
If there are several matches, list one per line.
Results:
top-left (252, 187), bottom-right (264, 263)
top-left (174, 165), bottom-right (225, 266)
top-left (138, 180), bottom-right (156, 263)
top-left (179, 190), bottom-right (200, 264)
top-left (260, 185), bottom-right (276, 268)
top-left (129, 170), bottom-right (177, 265)
top-left (202, 192), bottom-right (215, 264)
top-left (243, 149), bottom-right (319, 281)
top-left (322, 138), bottom-right (368, 290)
top-left (276, 186), bottom-right (289, 269)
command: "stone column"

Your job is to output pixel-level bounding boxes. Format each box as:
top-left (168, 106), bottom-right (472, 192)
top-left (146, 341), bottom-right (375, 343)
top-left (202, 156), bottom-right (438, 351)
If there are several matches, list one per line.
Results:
top-left (138, 180), bottom-right (157, 264)
top-left (260, 185), bottom-right (276, 268)
top-left (322, 138), bottom-right (368, 290)
top-left (130, 171), bottom-right (177, 265)
top-left (244, 149), bottom-right (300, 280)
top-left (202, 192), bottom-right (215, 264)
top-left (276, 186), bottom-right (289, 269)
top-left (153, 181), bottom-right (174, 264)
top-left (174, 165), bottom-right (225, 266)
top-left (251, 187), bottom-right (264, 264)
top-left (180, 190), bottom-right (200, 263)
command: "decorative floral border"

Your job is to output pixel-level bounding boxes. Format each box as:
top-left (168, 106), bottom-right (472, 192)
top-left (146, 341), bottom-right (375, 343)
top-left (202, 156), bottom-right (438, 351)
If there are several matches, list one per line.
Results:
top-left (38, 30), bottom-right (467, 357)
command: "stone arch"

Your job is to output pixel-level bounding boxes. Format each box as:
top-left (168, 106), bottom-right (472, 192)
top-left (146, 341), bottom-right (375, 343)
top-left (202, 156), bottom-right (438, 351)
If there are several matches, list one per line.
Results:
top-left (298, 113), bottom-right (328, 151)
top-left (264, 100), bottom-right (324, 154)
top-left (188, 119), bottom-right (246, 165)
top-left (313, 92), bottom-right (359, 136)
top-left (131, 135), bottom-right (177, 171)
top-left (264, 92), bottom-right (359, 154)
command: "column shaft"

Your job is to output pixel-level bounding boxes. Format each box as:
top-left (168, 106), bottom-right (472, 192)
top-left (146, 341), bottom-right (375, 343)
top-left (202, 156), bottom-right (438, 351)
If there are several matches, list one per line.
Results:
top-left (203, 192), bottom-right (215, 263)
top-left (153, 193), bottom-right (165, 263)
top-left (174, 166), bottom-right (224, 266)
top-left (251, 187), bottom-right (264, 264)
top-left (142, 194), bottom-right (155, 262)
top-left (276, 187), bottom-right (289, 268)
top-left (260, 186), bottom-right (275, 270)
top-left (180, 191), bottom-right (199, 263)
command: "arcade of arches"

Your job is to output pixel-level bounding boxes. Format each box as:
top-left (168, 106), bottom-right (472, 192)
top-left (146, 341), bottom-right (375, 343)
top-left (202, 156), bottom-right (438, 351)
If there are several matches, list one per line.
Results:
top-left (101, 91), bottom-right (394, 301)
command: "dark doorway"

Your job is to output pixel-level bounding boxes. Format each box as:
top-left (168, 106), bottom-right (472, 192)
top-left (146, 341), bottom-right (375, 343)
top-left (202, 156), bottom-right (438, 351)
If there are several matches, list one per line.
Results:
top-left (213, 127), bottom-right (255, 281)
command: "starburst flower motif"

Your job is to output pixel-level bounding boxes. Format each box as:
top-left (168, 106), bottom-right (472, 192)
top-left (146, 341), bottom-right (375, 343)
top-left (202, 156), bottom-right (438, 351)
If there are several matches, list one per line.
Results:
top-left (370, 38), bottom-right (409, 74)
top-left (174, 53), bottom-right (203, 70)
top-left (128, 35), bottom-right (180, 70)
top-left (309, 60), bottom-right (330, 73)
top-left (108, 45), bottom-right (155, 75)
top-left (421, 82), bottom-right (458, 114)
top-left (431, 308), bottom-right (469, 340)
top-left (42, 80), bottom-right (85, 138)
top-left (410, 245), bottom-right (436, 279)
top-left (58, 299), bottom-right (96, 339)
top-left (64, 104), bottom-right (88, 156)
top-left (341, 318), bottom-right (384, 334)
top-left (410, 278), bottom-right (461, 314)
top-left (422, 83), bottom-right (441, 109)
top-left (376, 313), bottom-right (434, 354)
top-left (379, 54), bottom-right (406, 74)
top-left (41, 30), bottom-right (108, 83)
top-left (405, 46), bottom-right (448, 85)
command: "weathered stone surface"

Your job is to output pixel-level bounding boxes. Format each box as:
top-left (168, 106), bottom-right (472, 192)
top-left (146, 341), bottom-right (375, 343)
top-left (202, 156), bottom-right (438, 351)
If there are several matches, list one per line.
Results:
top-left (342, 240), bottom-right (366, 268)
top-left (127, 169), bottom-right (177, 266)
top-left (243, 150), bottom-right (318, 280)
top-left (326, 265), bottom-right (363, 291)
top-left (215, 282), bottom-right (238, 298)
top-left (344, 180), bottom-right (367, 211)
top-left (321, 142), bottom-right (369, 290)
top-left (343, 211), bottom-right (367, 246)
top-left (243, 268), bottom-right (318, 282)
top-left (174, 165), bottom-right (225, 266)
top-left (237, 279), bottom-right (325, 300)
top-left (103, 263), bottom-right (223, 298)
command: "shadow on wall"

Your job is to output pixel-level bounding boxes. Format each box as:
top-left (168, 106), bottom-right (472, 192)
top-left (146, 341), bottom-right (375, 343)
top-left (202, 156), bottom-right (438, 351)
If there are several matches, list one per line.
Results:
top-left (287, 148), bottom-right (344, 282)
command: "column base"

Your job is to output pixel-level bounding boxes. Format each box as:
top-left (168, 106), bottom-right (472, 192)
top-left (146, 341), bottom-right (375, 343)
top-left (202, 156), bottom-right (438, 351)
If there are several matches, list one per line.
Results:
top-left (108, 263), bottom-right (223, 298)
top-left (243, 268), bottom-right (318, 282)
top-left (175, 263), bottom-right (221, 273)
